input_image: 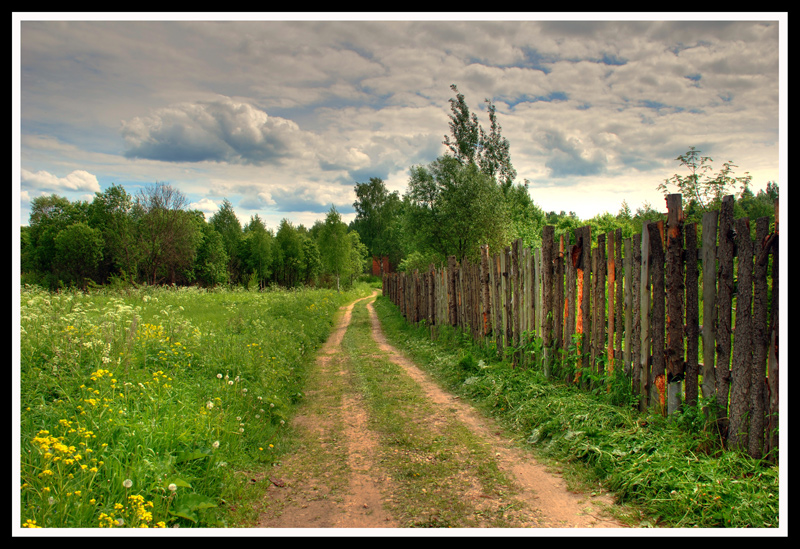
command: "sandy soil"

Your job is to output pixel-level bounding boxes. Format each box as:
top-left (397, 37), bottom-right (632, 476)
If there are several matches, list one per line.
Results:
top-left (256, 291), bottom-right (626, 531)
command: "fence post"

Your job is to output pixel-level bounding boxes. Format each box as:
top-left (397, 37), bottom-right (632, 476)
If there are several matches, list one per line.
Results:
top-left (715, 195), bottom-right (735, 437)
top-left (685, 223), bottom-right (700, 407)
top-left (647, 222), bottom-right (666, 414)
top-left (728, 217), bottom-right (754, 450)
top-left (666, 194), bottom-right (685, 414)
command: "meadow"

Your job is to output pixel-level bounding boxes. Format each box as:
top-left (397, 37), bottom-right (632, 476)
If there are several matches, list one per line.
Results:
top-left (17, 282), bottom-right (372, 528)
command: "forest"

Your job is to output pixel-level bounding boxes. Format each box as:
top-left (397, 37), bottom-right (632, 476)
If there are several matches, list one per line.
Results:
top-left (19, 85), bottom-right (779, 294)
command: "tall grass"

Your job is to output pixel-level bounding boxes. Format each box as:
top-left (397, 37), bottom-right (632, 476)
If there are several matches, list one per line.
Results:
top-left (17, 282), bottom-right (371, 529)
top-left (372, 295), bottom-right (780, 529)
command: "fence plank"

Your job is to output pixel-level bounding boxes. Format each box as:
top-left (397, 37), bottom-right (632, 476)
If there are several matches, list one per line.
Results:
top-left (728, 217), bottom-right (754, 450)
top-left (666, 194), bottom-right (685, 414)
top-left (701, 210), bottom-right (719, 406)
top-left (715, 196), bottom-right (735, 435)
top-left (749, 217), bottom-right (770, 458)
top-left (685, 223), bottom-right (700, 407)
top-left (648, 222), bottom-right (666, 414)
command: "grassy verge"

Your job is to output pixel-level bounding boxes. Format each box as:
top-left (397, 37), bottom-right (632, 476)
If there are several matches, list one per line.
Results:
top-left (371, 295), bottom-right (780, 529)
top-left (17, 282), bottom-right (371, 529)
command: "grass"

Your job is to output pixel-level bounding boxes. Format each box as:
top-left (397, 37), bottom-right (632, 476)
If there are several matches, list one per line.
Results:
top-left (340, 298), bottom-right (530, 528)
top-left (17, 282), bottom-right (372, 529)
top-left (371, 295), bottom-right (781, 529)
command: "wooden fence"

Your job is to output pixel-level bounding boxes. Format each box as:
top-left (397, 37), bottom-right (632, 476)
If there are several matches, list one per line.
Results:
top-left (383, 194), bottom-right (779, 461)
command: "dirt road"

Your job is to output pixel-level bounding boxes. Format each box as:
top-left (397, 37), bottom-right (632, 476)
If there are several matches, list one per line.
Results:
top-left (256, 291), bottom-right (626, 531)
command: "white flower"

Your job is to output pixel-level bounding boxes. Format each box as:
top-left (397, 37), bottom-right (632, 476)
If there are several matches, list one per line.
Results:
top-left (168, 483), bottom-right (177, 492)
top-left (217, 373), bottom-right (223, 379)
top-left (123, 479), bottom-right (133, 488)
top-left (206, 401), bottom-right (214, 410)
top-left (212, 440), bottom-right (220, 449)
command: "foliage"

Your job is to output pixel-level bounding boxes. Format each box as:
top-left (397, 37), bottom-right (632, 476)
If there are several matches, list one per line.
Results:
top-left (18, 282), bottom-right (373, 528)
top-left (350, 177), bottom-right (404, 271)
top-left (372, 296), bottom-right (781, 528)
top-left (404, 156), bottom-right (511, 263)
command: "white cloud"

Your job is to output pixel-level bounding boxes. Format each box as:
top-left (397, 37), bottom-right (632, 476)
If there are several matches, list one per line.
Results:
top-left (20, 168), bottom-right (100, 193)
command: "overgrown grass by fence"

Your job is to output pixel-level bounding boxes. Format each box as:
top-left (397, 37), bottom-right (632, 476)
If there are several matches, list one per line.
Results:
top-left (383, 194), bottom-right (779, 463)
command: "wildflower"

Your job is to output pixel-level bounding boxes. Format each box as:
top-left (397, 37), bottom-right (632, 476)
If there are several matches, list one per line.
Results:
top-left (168, 484), bottom-right (177, 492)
top-left (123, 479), bottom-right (133, 489)
top-left (212, 440), bottom-right (220, 449)
top-left (22, 519), bottom-right (41, 528)
top-left (206, 401), bottom-right (214, 410)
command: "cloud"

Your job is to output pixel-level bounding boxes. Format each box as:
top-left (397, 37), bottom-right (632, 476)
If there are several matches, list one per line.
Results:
top-left (20, 168), bottom-right (101, 193)
top-left (121, 96), bottom-right (309, 165)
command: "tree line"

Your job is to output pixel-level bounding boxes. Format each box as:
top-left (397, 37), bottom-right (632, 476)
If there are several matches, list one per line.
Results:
top-left (20, 181), bottom-right (368, 291)
top-left (20, 84), bottom-right (779, 292)
top-left (349, 85), bottom-right (779, 278)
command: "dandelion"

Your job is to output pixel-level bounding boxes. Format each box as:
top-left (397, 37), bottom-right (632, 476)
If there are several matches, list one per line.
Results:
top-left (212, 440), bottom-right (220, 449)
top-left (206, 401), bottom-right (214, 410)
top-left (217, 373), bottom-right (223, 379)
top-left (168, 483), bottom-right (177, 492)
top-left (123, 479), bottom-right (133, 489)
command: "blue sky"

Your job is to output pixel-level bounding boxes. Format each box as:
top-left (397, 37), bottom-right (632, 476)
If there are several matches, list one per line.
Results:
top-left (14, 13), bottom-right (786, 232)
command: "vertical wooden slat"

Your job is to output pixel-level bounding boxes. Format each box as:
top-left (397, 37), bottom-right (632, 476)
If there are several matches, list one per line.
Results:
top-left (607, 230), bottom-right (616, 372)
top-left (715, 195), bottom-right (735, 436)
top-left (749, 217), bottom-right (770, 459)
top-left (648, 222), bottom-right (666, 414)
top-left (448, 256), bottom-right (458, 328)
top-left (701, 210), bottom-right (719, 407)
top-left (765, 199), bottom-right (779, 462)
top-left (632, 232), bottom-right (644, 406)
top-left (685, 223), bottom-right (700, 407)
top-left (666, 194), bottom-right (685, 414)
top-left (541, 227), bottom-right (555, 377)
top-left (512, 239), bottom-right (521, 366)
top-left (493, 252), bottom-right (503, 359)
top-left (615, 228), bottom-right (624, 374)
top-left (504, 247), bottom-right (513, 357)
top-left (593, 233), bottom-right (606, 378)
top-left (577, 226), bottom-right (592, 385)
top-left (728, 217), bottom-right (754, 450)
top-left (623, 237), bottom-right (633, 378)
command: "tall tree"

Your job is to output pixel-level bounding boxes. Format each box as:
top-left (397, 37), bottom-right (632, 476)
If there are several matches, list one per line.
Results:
top-left (241, 215), bottom-right (273, 289)
top-left (351, 177), bottom-right (402, 274)
top-left (273, 219), bottom-right (304, 288)
top-left (135, 182), bottom-right (201, 285)
top-left (53, 222), bottom-right (104, 289)
top-left (404, 156), bottom-right (510, 263)
top-left (88, 183), bottom-right (141, 283)
top-left (209, 199), bottom-right (244, 284)
top-left (318, 206), bottom-right (351, 291)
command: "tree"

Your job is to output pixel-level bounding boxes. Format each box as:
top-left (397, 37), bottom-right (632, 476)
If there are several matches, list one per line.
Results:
top-left (351, 177), bottom-right (403, 275)
top-left (195, 223), bottom-right (229, 287)
top-left (658, 147), bottom-right (752, 223)
top-left (209, 199), bottom-right (244, 284)
top-left (135, 182), bottom-right (201, 285)
top-left (53, 222), bottom-right (104, 289)
top-left (317, 206), bottom-right (351, 291)
top-left (88, 183), bottom-right (141, 283)
top-left (241, 215), bottom-right (273, 289)
top-left (273, 219), bottom-right (304, 288)
top-left (27, 194), bottom-right (87, 281)
top-left (404, 156), bottom-right (510, 263)
top-left (443, 84), bottom-right (516, 188)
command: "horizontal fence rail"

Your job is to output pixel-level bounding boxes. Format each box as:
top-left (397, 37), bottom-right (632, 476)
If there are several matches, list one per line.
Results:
top-left (383, 194), bottom-right (779, 462)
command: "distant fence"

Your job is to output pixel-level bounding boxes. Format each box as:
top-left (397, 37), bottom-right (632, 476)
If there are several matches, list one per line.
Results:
top-left (383, 194), bottom-right (779, 461)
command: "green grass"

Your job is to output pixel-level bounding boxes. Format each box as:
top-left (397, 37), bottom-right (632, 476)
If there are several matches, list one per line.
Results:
top-left (371, 295), bottom-right (781, 529)
top-left (17, 282), bottom-right (371, 529)
top-left (340, 298), bottom-right (527, 528)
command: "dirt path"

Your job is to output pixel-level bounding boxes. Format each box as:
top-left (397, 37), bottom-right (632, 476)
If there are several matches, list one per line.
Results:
top-left (256, 291), bottom-right (626, 531)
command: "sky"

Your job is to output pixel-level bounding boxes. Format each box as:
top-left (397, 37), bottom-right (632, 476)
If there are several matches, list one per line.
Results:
top-left (14, 13), bottom-right (786, 233)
